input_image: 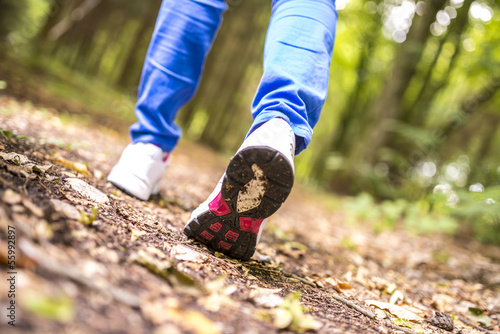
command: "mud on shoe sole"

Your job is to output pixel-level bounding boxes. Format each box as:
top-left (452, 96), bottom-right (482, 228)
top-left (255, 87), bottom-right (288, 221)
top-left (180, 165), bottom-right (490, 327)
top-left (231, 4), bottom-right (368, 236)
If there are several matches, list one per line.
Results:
top-left (183, 147), bottom-right (294, 260)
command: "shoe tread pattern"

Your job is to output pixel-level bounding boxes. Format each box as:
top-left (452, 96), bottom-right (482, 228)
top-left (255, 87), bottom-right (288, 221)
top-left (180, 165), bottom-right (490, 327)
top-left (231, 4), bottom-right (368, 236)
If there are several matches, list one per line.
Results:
top-left (184, 146), bottom-right (293, 260)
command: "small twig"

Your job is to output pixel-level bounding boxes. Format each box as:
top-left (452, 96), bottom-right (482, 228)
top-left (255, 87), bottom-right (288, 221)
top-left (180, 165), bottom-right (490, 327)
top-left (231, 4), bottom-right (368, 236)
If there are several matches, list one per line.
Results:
top-left (244, 264), bottom-right (280, 274)
top-left (459, 316), bottom-right (495, 334)
top-left (38, 179), bottom-right (57, 197)
top-left (331, 293), bottom-right (376, 319)
top-left (282, 270), bottom-right (316, 287)
top-left (0, 175), bottom-right (15, 188)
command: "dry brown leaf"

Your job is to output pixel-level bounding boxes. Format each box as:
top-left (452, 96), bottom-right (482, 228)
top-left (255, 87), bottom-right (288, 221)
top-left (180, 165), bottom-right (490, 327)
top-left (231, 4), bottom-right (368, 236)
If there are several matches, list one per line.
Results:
top-left (249, 286), bottom-right (284, 308)
top-left (168, 244), bottom-right (206, 263)
top-left (325, 277), bottom-right (353, 293)
top-left (431, 294), bottom-right (454, 313)
top-left (0, 151), bottom-right (30, 164)
top-left (365, 300), bottom-right (423, 321)
top-left (0, 151), bottom-right (52, 176)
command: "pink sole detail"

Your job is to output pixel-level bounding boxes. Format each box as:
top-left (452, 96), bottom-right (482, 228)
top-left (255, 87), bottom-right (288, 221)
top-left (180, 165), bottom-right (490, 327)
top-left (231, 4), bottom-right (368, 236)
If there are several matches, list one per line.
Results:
top-left (210, 222), bottom-right (223, 232)
top-left (200, 230), bottom-right (214, 241)
top-left (208, 192), bottom-right (232, 216)
top-left (239, 217), bottom-right (264, 234)
top-left (218, 240), bottom-right (232, 250)
top-left (225, 230), bottom-right (240, 242)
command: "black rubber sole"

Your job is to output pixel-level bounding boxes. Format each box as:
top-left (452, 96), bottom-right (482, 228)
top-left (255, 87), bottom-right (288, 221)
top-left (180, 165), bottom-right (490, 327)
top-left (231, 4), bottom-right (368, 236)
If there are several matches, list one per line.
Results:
top-left (183, 146), bottom-right (294, 260)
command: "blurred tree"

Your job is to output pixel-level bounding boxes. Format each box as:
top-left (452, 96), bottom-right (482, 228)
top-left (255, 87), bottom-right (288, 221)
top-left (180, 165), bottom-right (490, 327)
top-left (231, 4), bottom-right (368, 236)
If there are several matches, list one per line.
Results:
top-left (178, 0), bottom-right (271, 150)
top-left (0, 0), bottom-right (27, 54)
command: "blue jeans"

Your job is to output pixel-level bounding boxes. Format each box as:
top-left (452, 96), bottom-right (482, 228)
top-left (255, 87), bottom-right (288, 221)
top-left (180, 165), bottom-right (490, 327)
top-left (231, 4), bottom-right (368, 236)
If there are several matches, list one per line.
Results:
top-left (130, 0), bottom-right (337, 155)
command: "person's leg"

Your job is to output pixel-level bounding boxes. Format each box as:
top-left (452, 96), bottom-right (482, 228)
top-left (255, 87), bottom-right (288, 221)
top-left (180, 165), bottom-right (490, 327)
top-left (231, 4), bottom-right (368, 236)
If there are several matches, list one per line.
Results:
top-left (108, 0), bottom-right (227, 200)
top-left (249, 0), bottom-right (337, 155)
top-left (184, 0), bottom-right (337, 260)
top-left (130, 0), bottom-right (227, 153)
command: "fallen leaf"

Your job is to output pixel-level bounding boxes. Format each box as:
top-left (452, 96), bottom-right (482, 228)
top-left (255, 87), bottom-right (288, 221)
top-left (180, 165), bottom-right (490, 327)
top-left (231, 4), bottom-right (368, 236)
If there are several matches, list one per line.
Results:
top-left (153, 325), bottom-right (182, 334)
top-left (266, 291), bottom-right (321, 332)
top-left (21, 291), bottom-right (74, 322)
top-left (372, 308), bottom-right (387, 319)
top-left (52, 155), bottom-right (92, 178)
top-left (278, 241), bottom-right (308, 259)
top-left (168, 244), bottom-right (206, 263)
top-left (242, 266), bottom-right (258, 280)
top-left (183, 310), bottom-right (222, 334)
top-left (249, 286), bottom-right (284, 308)
top-left (0, 151), bottom-right (30, 164)
top-left (389, 290), bottom-right (405, 305)
top-left (385, 283), bottom-right (397, 294)
top-left (273, 307), bottom-right (294, 329)
top-left (392, 318), bottom-right (415, 329)
top-left (431, 294), bottom-right (454, 313)
top-left (325, 277), bottom-right (353, 293)
top-left (32, 164), bottom-right (53, 174)
top-left (130, 229), bottom-right (147, 242)
top-left (0, 151), bottom-right (52, 176)
top-left (65, 178), bottom-right (108, 204)
top-left (141, 298), bottom-right (183, 325)
top-left (23, 198), bottom-right (44, 217)
top-left (132, 250), bottom-right (201, 296)
top-left (198, 276), bottom-right (237, 312)
top-left (50, 199), bottom-right (81, 220)
top-left (468, 307), bottom-right (492, 327)
top-left (3, 189), bottom-right (22, 204)
top-left (365, 300), bottom-right (422, 321)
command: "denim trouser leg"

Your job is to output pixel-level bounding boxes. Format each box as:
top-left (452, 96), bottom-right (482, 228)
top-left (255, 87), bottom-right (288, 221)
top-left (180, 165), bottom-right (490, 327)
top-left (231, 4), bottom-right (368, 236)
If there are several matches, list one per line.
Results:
top-left (130, 0), bottom-right (337, 155)
top-left (248, 0), bottom-right (337, 155)
top-left (130, 0), bottom-right (227, 153)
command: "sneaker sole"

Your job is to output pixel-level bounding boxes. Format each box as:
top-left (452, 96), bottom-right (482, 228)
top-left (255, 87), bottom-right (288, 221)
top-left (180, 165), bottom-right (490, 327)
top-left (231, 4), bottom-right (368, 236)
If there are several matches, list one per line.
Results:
top-left (183, 147), bottom-right (294, 260)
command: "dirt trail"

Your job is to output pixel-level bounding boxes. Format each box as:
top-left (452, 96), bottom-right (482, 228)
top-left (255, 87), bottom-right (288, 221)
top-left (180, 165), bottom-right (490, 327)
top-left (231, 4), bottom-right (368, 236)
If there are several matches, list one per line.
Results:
top-left (0, 96), bottom-right (499, 334)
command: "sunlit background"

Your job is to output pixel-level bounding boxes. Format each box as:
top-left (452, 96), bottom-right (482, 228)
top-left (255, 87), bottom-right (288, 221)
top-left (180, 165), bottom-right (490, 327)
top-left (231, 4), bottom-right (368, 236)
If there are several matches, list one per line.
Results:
top-left (0, 0), bottom-right (499, 243)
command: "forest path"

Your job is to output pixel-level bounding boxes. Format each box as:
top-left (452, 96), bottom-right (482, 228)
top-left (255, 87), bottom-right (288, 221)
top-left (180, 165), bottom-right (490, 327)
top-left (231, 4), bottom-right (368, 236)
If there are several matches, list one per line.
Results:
top-left (0, 96), bottom-right (499, 334)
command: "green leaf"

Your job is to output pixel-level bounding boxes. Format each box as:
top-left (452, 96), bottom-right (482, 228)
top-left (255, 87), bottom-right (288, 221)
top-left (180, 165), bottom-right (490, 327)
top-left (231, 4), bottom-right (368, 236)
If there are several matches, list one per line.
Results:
top-left (0, 129), bottom-right (13, 141)
top-left (392, 318), bottom-right (415, 329)
top-left (467, 307), bottom-right (492, 327)
top-left (21, 292), bottom-right (74, 322)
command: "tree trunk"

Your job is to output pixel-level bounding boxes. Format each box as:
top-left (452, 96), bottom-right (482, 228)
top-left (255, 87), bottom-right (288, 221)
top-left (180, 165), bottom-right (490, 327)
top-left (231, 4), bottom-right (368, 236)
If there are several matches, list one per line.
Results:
top-left (347, 0), bottom-right (448, 166)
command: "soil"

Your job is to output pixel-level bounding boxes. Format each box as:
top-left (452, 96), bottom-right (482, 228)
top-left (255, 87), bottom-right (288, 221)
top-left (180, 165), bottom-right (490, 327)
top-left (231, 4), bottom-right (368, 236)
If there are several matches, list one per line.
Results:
top-left (0, 96), bottom-right (499, 334)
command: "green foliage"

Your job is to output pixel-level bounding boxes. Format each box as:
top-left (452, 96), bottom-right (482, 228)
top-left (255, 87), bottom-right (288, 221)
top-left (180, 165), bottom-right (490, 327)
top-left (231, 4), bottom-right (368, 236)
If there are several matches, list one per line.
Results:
top-left (344, 181), bottom-right (500, 243)
top-left (0, 129), bottom-right (30, 141)
top-left (345, 192), bottom-right (458, 235)
top-left (454, 186), bottom-right (500, 243)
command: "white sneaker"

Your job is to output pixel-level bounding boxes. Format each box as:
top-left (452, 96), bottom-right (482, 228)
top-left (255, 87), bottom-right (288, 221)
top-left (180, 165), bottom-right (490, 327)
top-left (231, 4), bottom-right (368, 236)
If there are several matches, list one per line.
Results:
top-left (183, 118), bottom-right (295, 260)
top-left (107, 142), bottom-right (169, 200)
